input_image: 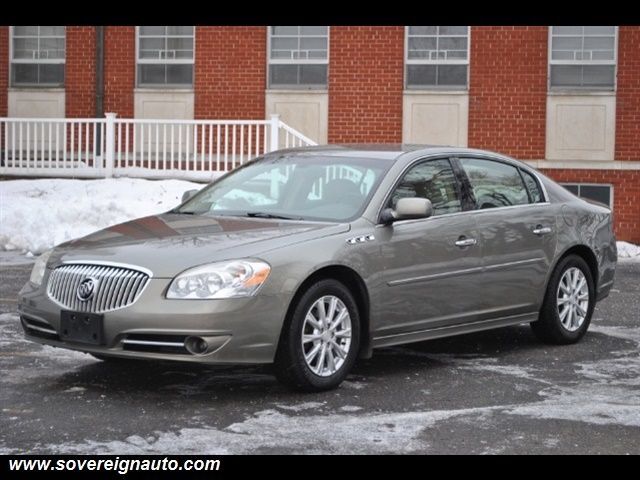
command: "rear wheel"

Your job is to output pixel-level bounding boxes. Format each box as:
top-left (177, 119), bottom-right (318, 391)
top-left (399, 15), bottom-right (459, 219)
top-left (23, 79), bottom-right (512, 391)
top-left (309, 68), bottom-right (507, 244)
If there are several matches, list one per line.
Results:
top-left (531, 254), bottom-right (595, 344)
top-left (274, 279), bottom-right (360, 392)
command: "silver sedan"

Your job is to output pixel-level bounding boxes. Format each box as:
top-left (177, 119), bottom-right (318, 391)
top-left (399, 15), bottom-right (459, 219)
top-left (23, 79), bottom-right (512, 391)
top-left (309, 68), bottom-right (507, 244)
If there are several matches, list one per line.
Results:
top-left (18, 146), bottom-right (617, 391)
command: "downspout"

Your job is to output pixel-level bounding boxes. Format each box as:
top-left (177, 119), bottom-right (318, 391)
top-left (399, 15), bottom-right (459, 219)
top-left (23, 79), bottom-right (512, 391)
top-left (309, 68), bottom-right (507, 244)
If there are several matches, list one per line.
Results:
top-left (95, 26), bottom-right (105, 154)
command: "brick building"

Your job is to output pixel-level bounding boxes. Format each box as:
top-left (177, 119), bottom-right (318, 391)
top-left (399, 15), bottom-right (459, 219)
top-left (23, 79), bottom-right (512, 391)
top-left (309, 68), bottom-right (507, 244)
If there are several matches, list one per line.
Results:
top-left (0, 26), bottom-right (638, 242)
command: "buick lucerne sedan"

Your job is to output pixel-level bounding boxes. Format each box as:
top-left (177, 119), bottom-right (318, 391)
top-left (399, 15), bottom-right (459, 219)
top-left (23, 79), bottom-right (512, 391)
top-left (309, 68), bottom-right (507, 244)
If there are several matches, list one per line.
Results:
top-left (18, 146), bottom-right (617, 391)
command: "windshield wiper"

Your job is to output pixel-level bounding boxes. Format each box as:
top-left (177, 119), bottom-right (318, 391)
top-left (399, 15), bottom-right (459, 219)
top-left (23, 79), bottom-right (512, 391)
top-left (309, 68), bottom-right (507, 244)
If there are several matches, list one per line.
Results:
top-left (245, 212), bottom-right (303, 220)
top-left (170, 210), bottom-right (200, 215)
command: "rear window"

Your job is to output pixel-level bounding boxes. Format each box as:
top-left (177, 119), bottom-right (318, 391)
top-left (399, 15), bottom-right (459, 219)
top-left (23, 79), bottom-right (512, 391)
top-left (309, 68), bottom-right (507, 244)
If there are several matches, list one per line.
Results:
top-left (460, 158), bottom-right (529, 209)
top-left (520, 169), bottom-right (544, 203)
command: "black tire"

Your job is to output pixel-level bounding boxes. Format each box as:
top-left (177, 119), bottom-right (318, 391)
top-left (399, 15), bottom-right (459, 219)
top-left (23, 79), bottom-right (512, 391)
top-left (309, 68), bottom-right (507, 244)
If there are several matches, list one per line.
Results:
top-left (274, 279), bottom-right (360, 392)
top-left (531, 254), bottom-right (596, 345)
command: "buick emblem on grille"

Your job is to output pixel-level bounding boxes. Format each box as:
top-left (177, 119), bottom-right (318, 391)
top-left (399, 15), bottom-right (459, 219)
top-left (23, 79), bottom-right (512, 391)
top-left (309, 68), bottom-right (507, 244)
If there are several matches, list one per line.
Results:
top-left (77, 277), bottom-right (98, 302)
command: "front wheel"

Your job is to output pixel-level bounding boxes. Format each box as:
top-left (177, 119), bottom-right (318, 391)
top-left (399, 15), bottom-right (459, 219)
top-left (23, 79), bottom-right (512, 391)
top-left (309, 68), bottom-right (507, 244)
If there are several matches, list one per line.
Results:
top-left (274, 279), bottom-right (360, 392)
top-left (531, 254), bottom-right (595, 344)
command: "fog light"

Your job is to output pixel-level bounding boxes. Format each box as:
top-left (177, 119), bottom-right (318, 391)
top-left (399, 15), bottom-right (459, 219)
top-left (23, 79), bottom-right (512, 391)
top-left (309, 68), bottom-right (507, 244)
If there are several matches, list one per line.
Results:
top-left (185, 336), bottom-right (208, 355)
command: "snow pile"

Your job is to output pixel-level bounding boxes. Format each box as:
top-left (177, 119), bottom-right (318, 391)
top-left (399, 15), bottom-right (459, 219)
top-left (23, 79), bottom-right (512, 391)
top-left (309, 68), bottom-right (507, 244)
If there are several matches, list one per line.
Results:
top-left (617, 241), bottom-right (640, 261)
top-left (0, 178), bottom-right (202, 255)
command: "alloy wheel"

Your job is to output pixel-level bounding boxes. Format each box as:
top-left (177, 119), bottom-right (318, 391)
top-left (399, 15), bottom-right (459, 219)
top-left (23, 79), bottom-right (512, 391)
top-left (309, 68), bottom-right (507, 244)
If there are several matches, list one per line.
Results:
top-left (301, 295), bottom-right (352, 377)
top-left (557, 267), bottom-right (590, 332)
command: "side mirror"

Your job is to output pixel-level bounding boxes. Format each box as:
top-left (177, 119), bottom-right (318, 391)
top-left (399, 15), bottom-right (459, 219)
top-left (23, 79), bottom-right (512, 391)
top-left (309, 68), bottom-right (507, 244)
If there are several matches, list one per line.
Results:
top-left (181, 189), bottom-right (199, 203)
top-left (380, 197), bottom-right (433, 224)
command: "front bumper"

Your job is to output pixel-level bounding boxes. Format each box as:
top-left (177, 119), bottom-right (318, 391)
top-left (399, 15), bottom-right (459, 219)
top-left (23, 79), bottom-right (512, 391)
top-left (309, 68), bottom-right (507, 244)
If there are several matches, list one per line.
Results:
top-left (18, 277), bottom-right (290, 365)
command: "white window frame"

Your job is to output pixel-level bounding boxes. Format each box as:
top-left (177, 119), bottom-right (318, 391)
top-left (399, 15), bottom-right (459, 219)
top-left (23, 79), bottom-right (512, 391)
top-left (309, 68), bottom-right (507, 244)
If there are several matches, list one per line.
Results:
top-left (548, 26), bottom-right (618, 91)
top-left (9, 26), bottom-right (66, 88)
top-left (404, 26), bottom-right (470, 90)
top-left (135, 26), bottom-right (195, 89)
top-left (561, 183), bottom-right (614, 207)
top-left (267, 26), bottom-right (330, 89)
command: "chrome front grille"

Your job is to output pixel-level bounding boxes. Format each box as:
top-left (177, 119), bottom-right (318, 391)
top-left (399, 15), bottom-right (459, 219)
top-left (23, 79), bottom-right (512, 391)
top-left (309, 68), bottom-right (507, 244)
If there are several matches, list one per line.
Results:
top-left (46, 263), bottom-right (150, 313)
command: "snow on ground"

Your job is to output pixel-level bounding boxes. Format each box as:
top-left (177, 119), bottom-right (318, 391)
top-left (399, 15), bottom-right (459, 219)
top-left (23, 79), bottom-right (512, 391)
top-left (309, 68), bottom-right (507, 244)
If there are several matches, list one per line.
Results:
top-left (31, 323), bottom-right (640, 454)
top-left (0, 178), bottom-right (639, 261)
top-left (0, 178), bottom-right (202, 255)
top-left (617, 241), bottom-right (640, 261)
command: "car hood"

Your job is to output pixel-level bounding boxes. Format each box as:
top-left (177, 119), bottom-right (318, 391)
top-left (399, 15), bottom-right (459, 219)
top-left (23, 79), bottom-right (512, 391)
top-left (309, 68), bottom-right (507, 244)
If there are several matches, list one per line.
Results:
top-left (50, 213), bottom-right (349, 278)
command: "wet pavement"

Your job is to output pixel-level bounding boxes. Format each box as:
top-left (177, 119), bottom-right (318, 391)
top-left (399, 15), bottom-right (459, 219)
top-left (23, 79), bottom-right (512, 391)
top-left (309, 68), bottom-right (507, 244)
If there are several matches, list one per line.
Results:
top-left (1, 259), bottom-right (639, 454)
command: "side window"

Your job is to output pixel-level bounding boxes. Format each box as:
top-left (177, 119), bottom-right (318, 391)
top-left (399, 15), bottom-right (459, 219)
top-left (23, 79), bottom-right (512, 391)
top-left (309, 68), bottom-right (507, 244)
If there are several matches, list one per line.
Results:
top-left (461, 158), bottom-right (529, 209)
top-left (388, 158), bottom-right (461, 216)
top-left (520, 169), bottom-right (544, 203)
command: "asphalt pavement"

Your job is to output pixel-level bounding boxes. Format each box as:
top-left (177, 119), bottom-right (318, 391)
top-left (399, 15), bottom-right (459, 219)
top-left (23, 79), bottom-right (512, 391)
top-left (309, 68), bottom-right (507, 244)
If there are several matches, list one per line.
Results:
top-left (1, 259), bottom-right (638, 454)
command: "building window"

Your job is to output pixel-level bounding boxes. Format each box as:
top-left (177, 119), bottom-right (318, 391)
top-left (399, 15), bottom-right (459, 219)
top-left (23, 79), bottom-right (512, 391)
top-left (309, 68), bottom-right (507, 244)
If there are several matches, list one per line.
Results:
top-left (10, 26), bottom-right (65, 87)
top-left (549, 26), bottom-right (617, 90)
top-left (561, 184), bottom-right (613, 207)
top-left (405, 26), bottom-right (469, 89)
top-left (137, 26), bottom-right (194, 88)
top-left (268, 26), bottom-right (328, 89)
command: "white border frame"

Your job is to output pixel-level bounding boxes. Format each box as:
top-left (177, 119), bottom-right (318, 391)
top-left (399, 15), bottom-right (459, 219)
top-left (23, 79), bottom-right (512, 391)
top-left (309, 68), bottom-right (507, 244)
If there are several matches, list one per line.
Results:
top-left (9, 25), bottom-right (66, 88)
top-left (266, 26), bottom-right (330, 90)
top-left (404, 26), bottom-right (471, 90)
top-left (135, 26), bottom-right (195, 89)
top-left (547, 26), bottom-right (619, 92)
top-left (560, 182), bottom-right (614, 207)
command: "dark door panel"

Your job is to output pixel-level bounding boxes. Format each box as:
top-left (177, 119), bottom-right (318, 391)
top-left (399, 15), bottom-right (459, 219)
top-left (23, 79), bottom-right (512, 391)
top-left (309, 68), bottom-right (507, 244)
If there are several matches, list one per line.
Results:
top-left (376, 214), bottom-right (483, 335)
top-left (457, 156), bottom-right (558, 317)
top-left (374, 156), bottom-right (486, 337)
top-left (472, 205), bottom-right (557, 316)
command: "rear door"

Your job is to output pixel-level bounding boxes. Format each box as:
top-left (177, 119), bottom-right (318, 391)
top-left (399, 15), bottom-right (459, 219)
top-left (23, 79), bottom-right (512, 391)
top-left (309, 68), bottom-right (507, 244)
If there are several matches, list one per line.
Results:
top-left (455, 156), bottom-right (557, 319)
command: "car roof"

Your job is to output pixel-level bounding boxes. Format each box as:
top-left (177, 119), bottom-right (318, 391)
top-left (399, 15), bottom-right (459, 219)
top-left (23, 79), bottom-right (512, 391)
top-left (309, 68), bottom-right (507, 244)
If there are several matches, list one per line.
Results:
top-left (266, 144), bottom-right (517, 162)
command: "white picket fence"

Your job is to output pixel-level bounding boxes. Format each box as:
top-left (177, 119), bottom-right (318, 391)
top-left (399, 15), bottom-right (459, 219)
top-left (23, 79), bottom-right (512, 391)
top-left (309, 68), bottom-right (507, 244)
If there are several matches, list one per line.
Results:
top-left (0, 114), bottom-right (317, 181)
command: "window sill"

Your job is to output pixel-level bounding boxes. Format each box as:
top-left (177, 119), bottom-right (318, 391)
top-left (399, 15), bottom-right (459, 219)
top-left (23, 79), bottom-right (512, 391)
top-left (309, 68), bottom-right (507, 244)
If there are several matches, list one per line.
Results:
top-left (134, 87), bottom-right (194, 93)
top-left (547, 89), bottom-right (616, 96)
top-left (403, 89), bottom-right (469, 95)
top-left (266, 89), bottom-right (328, 94)
top-left (9, 87), bottom-right (65, 93)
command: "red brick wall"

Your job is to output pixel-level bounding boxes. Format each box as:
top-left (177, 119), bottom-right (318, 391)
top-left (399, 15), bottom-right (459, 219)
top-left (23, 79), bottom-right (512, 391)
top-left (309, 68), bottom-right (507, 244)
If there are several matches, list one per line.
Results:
top-left (65, 27), bottom-right (96, 118)
top-left (328, 26), bottom-right (404, 143)
top-left (468, 26), bottom-right (547, 159)
top-left (542, 168), bottom-right (640, 243)
top-left (615, 26), bottom-right (640, 161)
top-left (0, 27), bottom-right (7, 116)
top-left (104, 26), bottom-right (135, 118)
top-left (194, 26), bottom-right (266, 119)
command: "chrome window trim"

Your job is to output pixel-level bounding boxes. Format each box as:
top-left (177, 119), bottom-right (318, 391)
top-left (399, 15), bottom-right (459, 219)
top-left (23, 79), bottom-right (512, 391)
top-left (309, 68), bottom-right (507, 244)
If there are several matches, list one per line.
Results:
top-left (374, 151), bottom-right (551, 227)
top-left (375, 201), bottom-right (552, 228)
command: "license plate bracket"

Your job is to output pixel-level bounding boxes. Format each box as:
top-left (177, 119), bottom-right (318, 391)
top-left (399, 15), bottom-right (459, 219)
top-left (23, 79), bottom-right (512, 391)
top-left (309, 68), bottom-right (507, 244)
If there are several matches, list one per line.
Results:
top-left (60, 311), bottom-right (104, 345)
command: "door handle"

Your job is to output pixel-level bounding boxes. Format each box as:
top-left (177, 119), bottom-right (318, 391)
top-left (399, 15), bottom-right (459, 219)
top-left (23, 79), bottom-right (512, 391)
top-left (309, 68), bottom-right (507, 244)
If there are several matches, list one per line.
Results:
top-left (532, 225), bottom-right (552, 236)
top-left (455, 237), bottom-right (477, 248)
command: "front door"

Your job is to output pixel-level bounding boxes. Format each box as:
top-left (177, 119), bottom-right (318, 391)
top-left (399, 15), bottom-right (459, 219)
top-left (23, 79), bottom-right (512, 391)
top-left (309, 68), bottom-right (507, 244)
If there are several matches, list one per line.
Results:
top-left (375, 157), bottom-right (484, 339)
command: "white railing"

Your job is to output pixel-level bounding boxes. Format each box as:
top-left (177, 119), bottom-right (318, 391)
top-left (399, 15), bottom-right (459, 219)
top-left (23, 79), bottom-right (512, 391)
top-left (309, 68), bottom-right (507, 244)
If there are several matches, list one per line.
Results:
top-left (0, 114), bottom-right (317, 181)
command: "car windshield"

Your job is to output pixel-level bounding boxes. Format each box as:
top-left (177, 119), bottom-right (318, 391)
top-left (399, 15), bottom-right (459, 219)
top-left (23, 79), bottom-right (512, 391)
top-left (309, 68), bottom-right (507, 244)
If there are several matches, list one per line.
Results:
top-left (174, 153), bottom-right (392, 222)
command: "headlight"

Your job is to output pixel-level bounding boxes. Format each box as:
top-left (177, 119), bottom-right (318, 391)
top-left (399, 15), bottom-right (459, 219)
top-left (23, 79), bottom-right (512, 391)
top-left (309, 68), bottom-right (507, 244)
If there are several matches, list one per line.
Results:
top-left (30, 249), bottom-right (53, 286)
top-left (167, 260), bottom-right (271, 299)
